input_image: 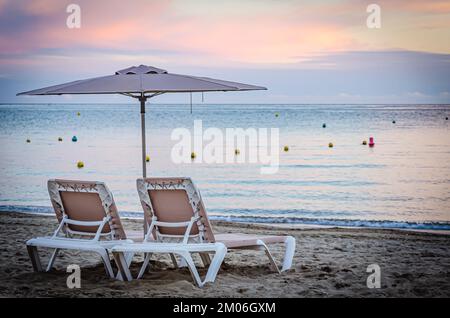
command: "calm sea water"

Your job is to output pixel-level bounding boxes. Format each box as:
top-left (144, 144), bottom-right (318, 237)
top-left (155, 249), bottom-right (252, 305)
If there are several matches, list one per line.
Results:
top-left (1, 103), bottom-right (449, 230)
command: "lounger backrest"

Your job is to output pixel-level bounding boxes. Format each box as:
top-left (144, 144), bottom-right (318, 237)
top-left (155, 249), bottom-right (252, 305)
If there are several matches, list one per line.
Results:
top-left (137, 178), bottom-right (215, 243)
top-left (47, 179), bottom-right (126, 240)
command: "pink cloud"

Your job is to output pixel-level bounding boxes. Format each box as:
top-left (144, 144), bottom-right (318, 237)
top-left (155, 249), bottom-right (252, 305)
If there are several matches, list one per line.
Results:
top-left (1, 0), bottom-right (450, 69)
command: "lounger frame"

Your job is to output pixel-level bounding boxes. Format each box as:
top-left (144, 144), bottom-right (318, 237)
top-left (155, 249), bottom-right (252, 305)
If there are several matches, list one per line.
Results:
top-left (136, 177), bottom-right (295, 273)
top-left (112, 242), bottom-right (227, 287)
top-left (26, 180), bottom-right (132, 278)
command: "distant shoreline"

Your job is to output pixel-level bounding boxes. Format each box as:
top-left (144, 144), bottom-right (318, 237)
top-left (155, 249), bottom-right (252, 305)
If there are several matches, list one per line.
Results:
top-left (2, 102), bottom-right (450, 106)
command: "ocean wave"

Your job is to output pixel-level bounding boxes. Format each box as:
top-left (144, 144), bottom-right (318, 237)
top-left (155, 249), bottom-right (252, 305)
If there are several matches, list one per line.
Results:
top-left (208, 215), bottom-right (450, 231)
top-left (1, 205), bottom-right (449, 231)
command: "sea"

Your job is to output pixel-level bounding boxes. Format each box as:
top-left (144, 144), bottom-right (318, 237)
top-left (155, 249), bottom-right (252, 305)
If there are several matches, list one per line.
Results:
top-left (1, 103), bottom-right (449, 231)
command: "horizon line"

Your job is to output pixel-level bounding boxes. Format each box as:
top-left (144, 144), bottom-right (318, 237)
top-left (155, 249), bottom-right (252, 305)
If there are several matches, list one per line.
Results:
top-left (1, 102), bottom-right (450, 106)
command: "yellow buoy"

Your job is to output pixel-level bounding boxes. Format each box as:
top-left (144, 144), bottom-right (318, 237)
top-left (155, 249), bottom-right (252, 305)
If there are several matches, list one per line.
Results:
top-left (362, 140), bottom-right (367, 145)
top-left (77, 112), bottom-right (81, 116)
top-left (328, 142), bottom-right (334, 148)
top-left (77, 161), bottom-right (84, 168)
top-left (283, 145), bottom-right (289, 152)
top-left (191, 152), bottom-right (196, 159)
top-left (146, 155), bottom-right (150, 162)
top-left (235, 149), bottom-right (240, 155)
top-left (275, 113), bottom-right (279, 118)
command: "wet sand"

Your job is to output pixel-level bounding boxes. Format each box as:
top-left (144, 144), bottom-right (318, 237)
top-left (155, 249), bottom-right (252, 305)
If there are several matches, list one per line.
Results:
top-left (0, 211), bottom-right (449, 297)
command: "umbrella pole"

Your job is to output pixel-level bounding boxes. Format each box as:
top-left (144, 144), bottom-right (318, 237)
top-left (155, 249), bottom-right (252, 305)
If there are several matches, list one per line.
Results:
top-left (139, 95), bottom-right (147, 178)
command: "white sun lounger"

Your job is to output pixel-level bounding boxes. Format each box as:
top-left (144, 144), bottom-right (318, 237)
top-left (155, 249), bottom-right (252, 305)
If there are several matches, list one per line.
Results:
top-left (115, 178), bottom-right (295, 282)
top-left (112, 242), bottom-right (227, 287)
top-left (26, 179), bottom-right (135, 278)
top-left (139, 177), bottom-right (296, 272)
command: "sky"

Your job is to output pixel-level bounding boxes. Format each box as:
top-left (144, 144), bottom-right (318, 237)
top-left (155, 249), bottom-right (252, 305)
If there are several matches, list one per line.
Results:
top-left (0, 0), bottom-right (449, 104)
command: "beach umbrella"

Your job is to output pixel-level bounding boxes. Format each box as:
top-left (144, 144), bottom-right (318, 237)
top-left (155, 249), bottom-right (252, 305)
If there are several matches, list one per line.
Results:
top-left (17, 65), bottom-right (266, 177)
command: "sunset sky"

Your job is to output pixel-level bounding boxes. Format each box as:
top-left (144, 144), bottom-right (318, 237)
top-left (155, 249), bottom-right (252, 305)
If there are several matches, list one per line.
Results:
top-left (1, 0), bottom-right (449, 103)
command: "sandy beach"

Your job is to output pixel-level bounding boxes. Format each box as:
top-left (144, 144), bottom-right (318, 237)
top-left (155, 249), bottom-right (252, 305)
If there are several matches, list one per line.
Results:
top-left (0, 211), bottom-right (449, 298)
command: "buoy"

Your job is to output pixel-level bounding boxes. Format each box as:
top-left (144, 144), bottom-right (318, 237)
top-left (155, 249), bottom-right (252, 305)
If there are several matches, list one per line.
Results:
top-left (328, 142), bottom-right (333, 148)
top-left (235, 149), bottom-right (240, 155)
top-left (283, 146), bottom-right (289, 152)
top-left (77, 112), bottom-right (81, 116)
top-left (446, 117), bottom-right (449, 120)
top-left (72, 136), bottom-right (78, 142)
top-left (322, 123), bottom-right (326, 128)
top-left (77, 161), bottom-right (84, 168)
top-left (362, 140), bottom-right (367, 145)
top-left (392, 120), bottom-right (396, 124)
top-left (369, 137), bottom-right (375, 147)
top-left (146, 155), bottom-right (150, 162)
top-left (191, 152), bottom-right (196, 159)
top-left (58, 137), bottom-right (63, 142)
top-left (275, 113), bottom-right (279, 118)
top-left (26, 139), bottom-right (31, 143)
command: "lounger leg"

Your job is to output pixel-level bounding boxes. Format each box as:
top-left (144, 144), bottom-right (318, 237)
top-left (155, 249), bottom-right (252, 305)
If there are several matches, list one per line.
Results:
top-left (26, 245), bottom-right (43, 272)
top-left (115, 251), bottom-right (135, 280)
top-left (178, 252), bottom-right (203, 287)
top-left (199, 252), bottom-right (211, 267)
top-left (46, 248), bottom-right (59, 272)
top-left (137, 252), bottom-right (153, 279)
top-left (257, 240), bottom-right (281, 274)
top-left (281, 236), bottom-right (295, 272)
top-left (113, 252), bottom-right (133, 281)
top-left (203, 244), bottom-right (227, 284)
top-left (170, 253), bottom-right (184, 268)
top-left (98, 249), bottom-right (115, 278)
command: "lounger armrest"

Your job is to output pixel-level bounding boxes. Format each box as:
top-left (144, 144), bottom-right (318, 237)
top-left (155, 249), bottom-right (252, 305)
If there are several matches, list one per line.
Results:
top-left (182, 216), bottom-right (200, 244)
top-left (52, 215), bottom-right (111, 241)
top-left (144, 216), bottom-right (201, 244)
top-left (64, 218), bottom-right (109, 227)
top-left (153, 220), bottom-right (194, 227)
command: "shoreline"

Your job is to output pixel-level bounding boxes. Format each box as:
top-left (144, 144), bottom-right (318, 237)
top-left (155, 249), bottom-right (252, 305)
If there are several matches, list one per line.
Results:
top-left (1, 211), bottom-right (449, 297)
top-left (2, 207), bottom-right (449, 236)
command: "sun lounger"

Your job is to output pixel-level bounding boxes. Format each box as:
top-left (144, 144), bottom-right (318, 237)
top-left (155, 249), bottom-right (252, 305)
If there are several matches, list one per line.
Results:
top-left (26, 179), bottom-right (135, 278)
top-left (112, 242), bottom-right (227, 287)
top-left (133, 177), bottom-right (295, 274)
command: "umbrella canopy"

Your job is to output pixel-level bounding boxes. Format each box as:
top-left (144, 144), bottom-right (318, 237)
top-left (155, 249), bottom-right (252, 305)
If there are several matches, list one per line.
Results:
top-left (17, 65), bottom-right (267, 177)
top-left (18, 65), bottom-right (266, 96)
